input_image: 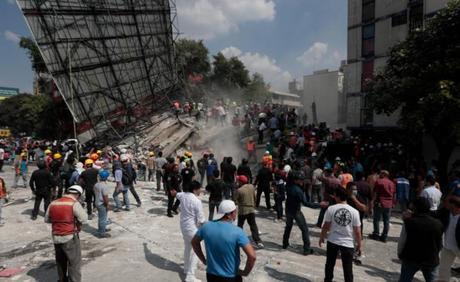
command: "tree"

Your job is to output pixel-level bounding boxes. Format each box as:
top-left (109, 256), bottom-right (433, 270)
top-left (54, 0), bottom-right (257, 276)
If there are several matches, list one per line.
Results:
top-left (0, 94), bottom-right (72, 139)
top-left (366, 1), bottom-right (460, 187)
top-left (244, 73), bottom-right (270, 102)
top-left (175, 39), bottom-right (211, 78)
top-left (211, 53), bottom-right (250, 88)
top-left (19, 37), bottom-right (48, 74)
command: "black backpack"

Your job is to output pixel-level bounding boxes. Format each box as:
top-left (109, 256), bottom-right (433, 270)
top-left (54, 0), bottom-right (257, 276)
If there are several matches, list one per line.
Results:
top-left (121, 165), bottom-right (134, 185)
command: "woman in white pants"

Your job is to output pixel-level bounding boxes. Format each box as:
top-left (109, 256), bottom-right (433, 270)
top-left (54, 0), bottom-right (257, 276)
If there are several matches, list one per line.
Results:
top-left (173, 180), bottom-right (205, 282)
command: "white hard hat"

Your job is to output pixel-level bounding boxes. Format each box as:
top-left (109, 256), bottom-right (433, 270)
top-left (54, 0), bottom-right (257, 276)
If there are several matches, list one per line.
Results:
top-left (283, 165), bottom-right (291, 173)
top-left (120, 148), bottom-right (127, 154)
top-left (311, 152), bottom-right (317, 157)
top-left (120, 154), bottom-right (129, 162)
top-left (68, 185), bottom-right (83, 195)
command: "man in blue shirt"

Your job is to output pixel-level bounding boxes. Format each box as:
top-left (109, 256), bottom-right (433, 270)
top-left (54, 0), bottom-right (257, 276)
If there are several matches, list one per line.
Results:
top-left (396, 171), bottom-right (411, 212)
top-left (191, 200), bottom-right (256, 282)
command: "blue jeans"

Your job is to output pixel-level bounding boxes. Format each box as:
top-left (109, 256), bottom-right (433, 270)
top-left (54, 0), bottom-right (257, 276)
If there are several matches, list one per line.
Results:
top-left (373, 206), bottom-right (391, 239)
top-left (113, 187), bottom-right (130, 209)
top-left (398, 260), bottom-right (437, 282)
top-left (96, 205), bottom-right (108, 234)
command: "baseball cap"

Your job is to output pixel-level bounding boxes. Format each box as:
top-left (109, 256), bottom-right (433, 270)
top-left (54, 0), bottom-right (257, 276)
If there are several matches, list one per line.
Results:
top-left (214, 200), bottom-right (237, 220)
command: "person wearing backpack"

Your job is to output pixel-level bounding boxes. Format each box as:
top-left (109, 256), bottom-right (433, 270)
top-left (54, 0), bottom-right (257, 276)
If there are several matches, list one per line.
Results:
top-left (121, 155), bottom-right (141, 207)
top-left (113, 158), bottom-right (130, 212)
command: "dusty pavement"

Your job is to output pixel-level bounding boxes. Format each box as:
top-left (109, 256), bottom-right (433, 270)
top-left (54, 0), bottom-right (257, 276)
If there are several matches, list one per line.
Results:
top-left (0, 165), bottom-right (458, 282)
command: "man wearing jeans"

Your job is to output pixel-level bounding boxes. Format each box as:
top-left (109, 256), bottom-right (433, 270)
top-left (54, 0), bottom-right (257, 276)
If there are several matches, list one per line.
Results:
top-left (205, 170), bottom-right (224, 221)
top-left (370, 170), bottom-right (396, 243)
top-left (94, 170), bottom-right (111, 238)
top-left (320, 187), bottom-right (361, 282)
top-left (397, 197), bottom-right (443, 282)
top-left (283, 171), bottom-right (316, 255)
top-left (113, 160), bottom-right (130, 212)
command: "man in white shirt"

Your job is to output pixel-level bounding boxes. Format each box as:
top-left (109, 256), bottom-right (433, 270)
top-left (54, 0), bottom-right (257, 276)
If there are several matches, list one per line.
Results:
top-left (0, 146), bottom-right (4, 172)
top-left (420, 175), bottom-right (442, 212)
top-left (319, 187), bottom-right (361, 282)
top-left (312, 167), bottom-right (323, 203)
top-left (172, 180), bottom-right (205, 282)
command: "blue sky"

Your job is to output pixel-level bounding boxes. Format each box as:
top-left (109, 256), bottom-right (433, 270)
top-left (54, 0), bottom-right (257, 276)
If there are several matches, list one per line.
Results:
top-left (0, 0), bottom-right (347, 92)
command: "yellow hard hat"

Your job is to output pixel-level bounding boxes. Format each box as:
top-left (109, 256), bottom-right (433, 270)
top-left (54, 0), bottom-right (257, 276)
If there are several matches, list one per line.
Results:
top-left (85, 159), bottom-right (94, 166)
top-left (149, 152), bottom-right (155, 156)
top-left (96, 150), bottom-right (102, 155)
top-left (20, 152), bottom-right (27, 157)
top-left (45, 149), bottom-right (52, 155)
top-left (53, 153), bottom-right (62, 159)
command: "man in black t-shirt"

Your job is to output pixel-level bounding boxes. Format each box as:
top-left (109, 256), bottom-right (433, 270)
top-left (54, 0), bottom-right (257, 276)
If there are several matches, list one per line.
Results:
top-left (205, 170), bottom-right (225, 220)
top-left (221, 157), bottom-right (237, 200)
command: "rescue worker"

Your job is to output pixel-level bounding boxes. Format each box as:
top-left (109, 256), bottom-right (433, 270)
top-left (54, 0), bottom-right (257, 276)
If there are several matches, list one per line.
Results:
top-left (78, 159), bottom-right (99, 219)
top-left (254, 163), bottom-right (273, 209)
top-left (45, 185), bottom-right (87, 282)
top-left (29, 160), bottom-right (54, 220)
top-left (44, 149), bottom-right (53, 169)
top-left (247, 137), bottom-right (257, 163)
top-left (50, 153), bottom-right (63, 198)
top-left (13, 153), bottom-right (28, 188)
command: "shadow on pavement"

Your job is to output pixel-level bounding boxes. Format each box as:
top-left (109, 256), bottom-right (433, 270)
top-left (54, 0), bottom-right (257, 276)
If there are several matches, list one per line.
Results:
top-left (147, 207), bottom-right (167, 215)
top-left (265, 266), bottom-right (312, 282)
top-left (143, 242), bottom-right (185, 281)
top-left (26, 260), bottom-right (58, 282)
top-left (361, 262), bottom-right (401, 281)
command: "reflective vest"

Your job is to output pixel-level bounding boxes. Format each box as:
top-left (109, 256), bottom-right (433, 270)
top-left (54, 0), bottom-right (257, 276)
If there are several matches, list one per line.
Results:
top-left (247, 141), bottom-right (255, 151)
top-left (262, 155), bottom-right (273, 169)
top-left (48, 197), bottom-right (78, 236)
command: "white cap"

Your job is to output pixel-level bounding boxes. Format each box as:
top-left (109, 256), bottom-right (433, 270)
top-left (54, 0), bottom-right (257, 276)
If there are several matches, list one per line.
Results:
top-left (283, 165), bottom-right (291, 173)
top-left (311, 152), bottom-right (317, 157)
top-left (68, 185), bottom-right (83, 195)
top-left (120, 154), bottom-right (129, 162)
top-left (214, 200), bottom-right (237, 220)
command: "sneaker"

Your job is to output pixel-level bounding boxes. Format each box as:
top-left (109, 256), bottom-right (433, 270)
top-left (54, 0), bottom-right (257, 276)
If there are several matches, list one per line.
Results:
top-left (124, 208), bottom-right (130, 212)
top-left (167, 213), bottom-right (173, 218)
top-left (114, 209), bottom-right (121, 213)
top-left (97, 233), bottom-right (111, 238)
top-left (256, 242), bottom-right (265, 249)
top-left (368, 234), bottom-right (380, 241)
top-left (172, 209), bottom-right (178, 215)
top-left (303, 249), bottom-right (314, 256)
top-left (379, 236), bottom-right (387, 243)
top-left (31, 216), bottom-right (37, 220)
top-left (105, 228), bottom-right (111, 232)
top-left (137, 203), bottom-right (142, 207)
top-left (282, 243), bottom-right (289, 249)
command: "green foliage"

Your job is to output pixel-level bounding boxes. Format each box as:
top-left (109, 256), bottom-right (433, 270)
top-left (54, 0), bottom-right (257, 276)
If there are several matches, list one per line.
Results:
top-left (0, 94), bottom-right (72, 138)
top-left (244, 73), bottom-right (270, 102)
top-left (19, 37), bottom-right (48, 74)
top-left (175, 39), bottom-right (211, 77)
top-left (211, 53), bottom-right (250, 88)
top-left (366, 0), bottom-right (460, 182)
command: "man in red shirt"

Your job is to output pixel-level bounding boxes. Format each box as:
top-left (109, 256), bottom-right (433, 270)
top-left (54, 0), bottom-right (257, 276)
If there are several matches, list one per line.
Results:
top-left (370, 170), bottom-right (396, 243)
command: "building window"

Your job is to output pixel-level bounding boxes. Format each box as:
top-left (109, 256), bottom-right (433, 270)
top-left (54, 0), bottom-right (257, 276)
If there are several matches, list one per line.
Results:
top-left (362, 0), bottom-right (375, 23)
top-left (362, 24), bottom-right (375, 39)
top-left (361, 60), bottom-right (374, 91)
top-left (409, 3), bottom-right (423, 32)
top-left (392, 10), bottom-right (407, 27)
top-left (362, 38), bottom-right (374, 57)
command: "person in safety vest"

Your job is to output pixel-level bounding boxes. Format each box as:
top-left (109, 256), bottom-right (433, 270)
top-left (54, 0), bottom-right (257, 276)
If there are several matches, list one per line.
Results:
top-left (45, 185), bottom-right (87, 282)
top-left (262, 151), bottom-right (273, 170)
top-left (247, 137), bottom-right (257, 163)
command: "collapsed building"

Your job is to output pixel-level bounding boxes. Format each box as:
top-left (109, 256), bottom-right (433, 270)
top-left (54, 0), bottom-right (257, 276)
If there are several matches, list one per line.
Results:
top-left (17, 0), bottom-right (195, 156)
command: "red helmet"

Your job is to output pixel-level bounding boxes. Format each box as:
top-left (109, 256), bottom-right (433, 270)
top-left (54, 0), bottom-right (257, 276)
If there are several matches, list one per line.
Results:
top-left (236, 175), bottom-right (248, 185)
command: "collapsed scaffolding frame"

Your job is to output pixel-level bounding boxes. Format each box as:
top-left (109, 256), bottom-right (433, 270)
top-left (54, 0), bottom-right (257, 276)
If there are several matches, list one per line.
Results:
top-left (17, 0), bottom-right (180, 143)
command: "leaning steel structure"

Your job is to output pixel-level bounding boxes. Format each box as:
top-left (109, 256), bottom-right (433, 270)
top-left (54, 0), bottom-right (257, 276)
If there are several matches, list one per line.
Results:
top-left (17, 0), bottom-right (179, 143)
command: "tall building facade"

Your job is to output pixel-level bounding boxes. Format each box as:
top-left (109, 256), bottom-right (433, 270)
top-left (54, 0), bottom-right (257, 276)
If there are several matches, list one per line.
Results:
top-left (345, 0), bottom-right (449, 129)
top-left (302, 69), bottom-right (344, 129)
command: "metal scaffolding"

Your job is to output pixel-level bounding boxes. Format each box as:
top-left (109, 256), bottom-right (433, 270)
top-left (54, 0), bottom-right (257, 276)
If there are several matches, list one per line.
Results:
top-left (17, 0), bottom-right (179, 143)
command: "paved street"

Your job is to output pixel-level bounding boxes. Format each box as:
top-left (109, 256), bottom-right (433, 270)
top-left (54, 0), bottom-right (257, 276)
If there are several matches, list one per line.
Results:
top-left (0, 165), bottom-right (457, 282)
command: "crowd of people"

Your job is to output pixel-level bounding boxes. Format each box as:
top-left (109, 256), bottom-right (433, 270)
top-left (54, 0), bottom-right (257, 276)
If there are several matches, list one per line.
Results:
top-left (0, 101), bottom-right (459, 282)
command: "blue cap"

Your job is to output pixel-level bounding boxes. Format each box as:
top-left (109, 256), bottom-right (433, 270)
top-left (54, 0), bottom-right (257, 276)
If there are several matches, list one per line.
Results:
top-left (99, 170), bottom-right (110, 181)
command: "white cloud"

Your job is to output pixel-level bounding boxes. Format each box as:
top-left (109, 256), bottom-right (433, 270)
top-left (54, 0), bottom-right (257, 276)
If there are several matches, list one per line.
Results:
top-left (296, 42), bottom-right (343, 71)
top-left (4, 30), bottom-right (21, 44)
top-left (221, 46), bottom-right (292, 91)
top-left (176, 0), bottom-right (275, 39)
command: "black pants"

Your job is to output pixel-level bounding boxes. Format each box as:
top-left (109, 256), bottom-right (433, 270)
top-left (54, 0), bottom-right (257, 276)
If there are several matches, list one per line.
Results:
top-left (209, 201), bottom-right (221, 221)
top-left (316, 206), bottom-right (327, 227)
top-left (274, 197), bottom-right (283, 219)
top-left (156, 171), bottom-right (163, 191)
top-left (54, 235), bottom-right (82, 282)
top-left (0, 159), bottom-right (3, 171)
top-left (258, 130), bottom-right (264, 144)
top-left (32, 193), bottom-right (51, 217)
top-left (324, 241), bottom-right (354, 282)
top-left (167, 189), bottom-right (180, 214)
top-left (283, 211), bottom-right (311, 251)
top-left (85, 190), bottom-right (94, 215)
top-left (238, 213), bottom-right (261, 243)
top-left (256, 186), bottom-right (271, 209)
top-left (129, 184), bottom-right (141, 205)
top-left (206, 273), bottom-right (242, 282)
